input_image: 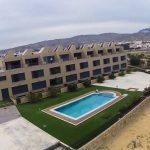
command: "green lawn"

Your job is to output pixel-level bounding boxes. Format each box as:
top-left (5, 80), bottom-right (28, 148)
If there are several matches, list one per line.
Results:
top-left (17, 86), bottom-right (142, 149)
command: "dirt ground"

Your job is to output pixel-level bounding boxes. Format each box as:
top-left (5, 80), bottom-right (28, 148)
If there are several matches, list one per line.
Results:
top-left (100, 101), bottom-right (150, 150)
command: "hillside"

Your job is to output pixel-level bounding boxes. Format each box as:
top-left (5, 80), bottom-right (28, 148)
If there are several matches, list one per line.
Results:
top-left (1, 28), bottom-right (150, 53)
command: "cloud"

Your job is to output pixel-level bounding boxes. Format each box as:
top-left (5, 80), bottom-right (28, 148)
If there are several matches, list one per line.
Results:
top-left (0, 0), bottom-right (150, 49)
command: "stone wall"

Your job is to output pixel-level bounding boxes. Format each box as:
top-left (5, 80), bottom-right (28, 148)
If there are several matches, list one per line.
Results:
top-left (79, 96), bottom-right (150, 150)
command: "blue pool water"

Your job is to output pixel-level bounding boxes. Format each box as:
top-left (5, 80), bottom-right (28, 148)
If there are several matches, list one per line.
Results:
top-left (53, 92), bottom-right (117, 119)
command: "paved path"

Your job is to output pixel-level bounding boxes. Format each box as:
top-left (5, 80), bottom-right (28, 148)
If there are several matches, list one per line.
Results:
top-left (93, 72), bottom-right (150, 91)
top-left (0, 105), bottom-right (21, 124)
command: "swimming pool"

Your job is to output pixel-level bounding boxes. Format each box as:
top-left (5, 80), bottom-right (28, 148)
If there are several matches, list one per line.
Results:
top-left (51, 92), bottom-right (119, 120)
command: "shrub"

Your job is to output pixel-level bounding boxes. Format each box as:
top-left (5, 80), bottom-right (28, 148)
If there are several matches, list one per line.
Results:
top-left (143, 86), bottom-right (150, 97)
top-left (97, 76), bottom-right (105, 83)
top-left (83, 80), bottom-right (91, 87)
top-left (27, 92), bottom-right (41, 103)
top-left (109, 72), bottom-right (116, 79)
top-left (68, 83), bottom-right (77, 92)
top-left (48, 87), bottom-right (60, 98)
top-left (119, 71), bottom-right (125, 76)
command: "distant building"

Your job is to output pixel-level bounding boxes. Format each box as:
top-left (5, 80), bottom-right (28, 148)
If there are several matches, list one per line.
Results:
top-left (0, 43), bottom-right (127, 100)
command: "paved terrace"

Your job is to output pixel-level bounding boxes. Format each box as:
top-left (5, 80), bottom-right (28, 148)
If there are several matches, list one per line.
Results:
top-left (93, 72), bottom-right (150, 91)
top-left (0, 117), bottom-right (59, 150)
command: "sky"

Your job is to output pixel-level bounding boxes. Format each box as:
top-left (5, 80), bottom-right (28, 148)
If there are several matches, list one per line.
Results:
top-left (0, 0), bottom-right (150, 49)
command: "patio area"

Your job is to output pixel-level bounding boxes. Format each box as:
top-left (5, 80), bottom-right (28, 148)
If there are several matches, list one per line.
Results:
top-left (93, 72), bottom-right (150, 91)
top-left (0, 117), bottom-right (59, 150)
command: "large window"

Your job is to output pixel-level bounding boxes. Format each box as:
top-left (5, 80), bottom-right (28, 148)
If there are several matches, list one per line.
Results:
top-left (50, 77), bottom-right (63, 86)
top-left (0, 76), bottom-right (6, 81)
top-left (60, 54), bottom-right (69, 61)
top-left (43, 56), bottom-right (55, 64)
top-left (121, 63), bottom-right (127, 69)
top-left (12, 85), bottom-right (28, 95)
top-left (103, 66), bottom-right (111, 74)
top-left (113, 57), bottom-right (118, 62)
top-left (93, 69), bottom-right (101, 76)
top-left (93, 60), bottom-right (100, 66)
top-left (121, 56), bottom-right (126, 61)
top-left (50, 67), bottom-right (61, 74)
top-left (80, 71), bottom-right (90, 79)
top-left (66, 74), bottom-right (77, 82)
top-left (32, 70), bottom-right (44, 78)
top-left (80, 62), bottom-right (88, 69)
top-left (25, 58), bottom-right (39, 66)
top-left (5, 60), bottom-right (21, 70)
top-left (108, 49), bottom-right (112, 54)
top-left (113, 65), bottom-right (119, 71)
top-left (11, 73), bottom-right (25, 82)
top-left (87, 51), bottom-right (94, 57)
top-left (32, 81), bottom-right (46, 90)
top-left (66, 64), bottom-right (75, 72)
top-left (74, 52), bottom-right (82, 59)
top-left (103, 58), bottom-right (110, 64)
top-left (98, 50), bottom-right (104, 55)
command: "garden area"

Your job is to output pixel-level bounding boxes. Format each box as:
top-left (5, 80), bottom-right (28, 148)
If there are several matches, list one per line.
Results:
top-left (17, 85), bottom-right (143, 149)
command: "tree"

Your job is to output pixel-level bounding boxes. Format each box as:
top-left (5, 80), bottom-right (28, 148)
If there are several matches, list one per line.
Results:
top-left (130, 55), bottom-right (141, 66)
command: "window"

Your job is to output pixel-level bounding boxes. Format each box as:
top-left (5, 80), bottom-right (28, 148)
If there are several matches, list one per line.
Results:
top-left (43, 56), bottom-right (55, 64)
top-left (116, 48), bottom-right (120, 52)
top-left (98, 50), bottom-right (104, 55)
top-left (121, 56), bottom-right (126, 61)
top-left (113, 65), bottom-right (119, 70)
top-left (103, 66), bottom-right (111, 73)
top-left (50, 67), bottom-right (61, 74)
top-left (87, 51), bottom-right (94, 57)
top-left (50, 77), bottom-right (63, 85)
top-left (93, 69), bottom-right (101, 76)
top-left (60, 54), bottom-right (69, 61)
top-left (25, 58), bottom-right (39, 66)
top-left (80, 71), bottom-right (90, 79)
top-left (113, 57), bottom-right (118, 62)
top-left (108, 49), bottom-right (112, 53)
top-left (32, 70), bottom-right (44, 78)
top-left (66, 74), bottom-right (77, 82)
top-left (93, 60), bottom-right (100, 66)
top-left (66, 64), bottom-right (75, 71)
top-left (80, 62), bottom-right (88, 69)
top-left (74, 52), bottom-right (82, 59)
top-left (103, 58), bottom-right (110, 64)
top-left (12, 85), bottom-right (28, 95)
top-left (11, 73), bottom-right (25, 82)
top-left (5, 60), bottom-right (21, 70)
top-left (0, 76), bottom-right (6, 81)
top-left (32, 81), bottom-right (46, 90)
top-left (121, 63), bottom-right (127, 69)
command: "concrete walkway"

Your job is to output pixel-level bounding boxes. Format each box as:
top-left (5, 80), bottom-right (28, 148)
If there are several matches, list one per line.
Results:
top-left (0, 117), bottom-right (59, 150)
top-left (93, 72), bottom-right (150, 91)
top-left (0, 105), bottom-right (21, 123)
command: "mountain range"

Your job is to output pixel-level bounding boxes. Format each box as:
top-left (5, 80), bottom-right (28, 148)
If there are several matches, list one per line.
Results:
top-left (1, 28), bottom-right (150, 54)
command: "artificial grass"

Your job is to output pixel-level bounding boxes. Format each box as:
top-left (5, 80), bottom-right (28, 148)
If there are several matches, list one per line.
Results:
top-left (17, 86), bottom-right (142, 149)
